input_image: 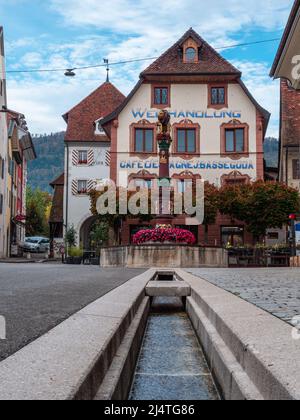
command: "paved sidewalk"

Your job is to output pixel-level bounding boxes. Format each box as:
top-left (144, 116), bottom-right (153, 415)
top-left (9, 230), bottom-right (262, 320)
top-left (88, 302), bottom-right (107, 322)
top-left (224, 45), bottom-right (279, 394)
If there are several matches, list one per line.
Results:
top-left (0, 264), bottom-right (145, 362)
top-left (186, 268), bottom-right (300, 325)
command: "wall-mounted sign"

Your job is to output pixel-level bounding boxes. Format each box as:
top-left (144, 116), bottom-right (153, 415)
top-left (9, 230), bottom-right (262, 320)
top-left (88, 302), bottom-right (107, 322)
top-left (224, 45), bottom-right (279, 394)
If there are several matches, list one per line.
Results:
top-left (131, 109), bottom-right (242, 120)
top-left (120, 159), bottom-right (255, 171)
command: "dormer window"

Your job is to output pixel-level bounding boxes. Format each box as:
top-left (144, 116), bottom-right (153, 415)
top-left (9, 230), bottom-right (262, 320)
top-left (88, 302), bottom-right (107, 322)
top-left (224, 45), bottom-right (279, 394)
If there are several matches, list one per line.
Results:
top-left (95, 118), bottom-right (105, 135)
top-left (182, 37), bottom-right (200, 64)
top-left (185, 48), bottom-right (196, 62)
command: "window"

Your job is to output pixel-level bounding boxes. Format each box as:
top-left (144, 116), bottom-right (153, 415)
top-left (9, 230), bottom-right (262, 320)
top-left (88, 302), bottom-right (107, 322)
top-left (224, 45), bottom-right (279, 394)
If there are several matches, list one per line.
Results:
top-left (177, 179), bottom-right (193, 193)
top-left (225, 128), bottom-right (245, 153)
top-left (211, 87), bottom-right (225, 105)
top-left (78, 150), bottom-right (88, 165)
top-left (293, 160), bottom-right (300, 180)
top-left (134, 179), bottom-right (153, 189)
top-left (185, 47), bottom-right (196, 62)
top-left (77, 180), bottom-right (87, 195)
top-left (221, 121), bottom-right (249, 158)
top-left (134, 128), bottom-right (154, 153)
top-left (221, 226), bottom-right (244, 247)
top-left (176, 129), bottom-right (196, 153)
top-left (154, 87), bottom-right (169, 106)
top-left (0, 194), bottom-right (3, 215)
top-left (224, 178), bottom-right (246, 186)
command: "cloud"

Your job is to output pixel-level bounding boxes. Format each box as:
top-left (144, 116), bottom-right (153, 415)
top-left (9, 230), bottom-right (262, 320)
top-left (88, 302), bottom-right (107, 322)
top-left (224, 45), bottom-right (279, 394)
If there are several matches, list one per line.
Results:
top-left (233, 60), bottom-right (280, 138)
top-left (5, 0), bottom-right (294, 134)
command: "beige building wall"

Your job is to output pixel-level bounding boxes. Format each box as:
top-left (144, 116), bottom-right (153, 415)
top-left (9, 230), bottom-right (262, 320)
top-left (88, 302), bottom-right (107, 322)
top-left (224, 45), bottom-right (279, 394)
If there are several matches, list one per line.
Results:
top-left (116, 82), bottom-right (258, 187)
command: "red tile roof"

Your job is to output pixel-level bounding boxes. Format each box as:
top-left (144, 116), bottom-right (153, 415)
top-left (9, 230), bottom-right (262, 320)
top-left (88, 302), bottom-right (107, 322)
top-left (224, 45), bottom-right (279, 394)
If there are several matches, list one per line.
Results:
top-left (142, 28), bottom-right (241, 77)
top-left (63, 82), bottom-right (125, 142)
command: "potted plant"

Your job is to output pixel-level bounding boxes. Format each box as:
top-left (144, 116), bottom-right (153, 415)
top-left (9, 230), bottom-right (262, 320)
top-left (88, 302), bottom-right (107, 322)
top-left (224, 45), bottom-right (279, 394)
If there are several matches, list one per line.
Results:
top-left (65, 226), bottom-right (77, 264)
top-left (67, 246), bottom-right (84, 265)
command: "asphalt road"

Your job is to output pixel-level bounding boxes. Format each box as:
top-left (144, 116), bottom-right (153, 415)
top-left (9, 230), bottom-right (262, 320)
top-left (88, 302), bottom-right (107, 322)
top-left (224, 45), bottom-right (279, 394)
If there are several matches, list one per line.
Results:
top-left (0, 264), bottom-right (145, 362)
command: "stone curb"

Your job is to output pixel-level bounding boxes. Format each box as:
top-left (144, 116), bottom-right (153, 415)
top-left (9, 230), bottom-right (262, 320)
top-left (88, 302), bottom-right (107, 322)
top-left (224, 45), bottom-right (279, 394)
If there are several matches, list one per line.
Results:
top-left (177, 269), bottom-right (300, 400)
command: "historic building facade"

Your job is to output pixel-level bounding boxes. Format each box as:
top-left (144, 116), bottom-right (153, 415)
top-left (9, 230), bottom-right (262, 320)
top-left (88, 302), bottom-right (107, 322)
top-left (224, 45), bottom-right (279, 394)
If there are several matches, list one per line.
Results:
top-left (7, 110), bottom-right (36, 256)
top-left (63, 82), bottom-right (125, 248)
top-left (102, 29), bottom-right (270, 246)
top-left (0, 26), bottom-right (8, 257)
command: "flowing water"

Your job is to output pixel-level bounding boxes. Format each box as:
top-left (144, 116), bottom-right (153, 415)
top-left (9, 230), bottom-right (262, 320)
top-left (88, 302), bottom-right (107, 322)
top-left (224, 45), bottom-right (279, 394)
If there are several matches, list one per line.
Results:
top-left (129, 298), bottom-right (220, 401)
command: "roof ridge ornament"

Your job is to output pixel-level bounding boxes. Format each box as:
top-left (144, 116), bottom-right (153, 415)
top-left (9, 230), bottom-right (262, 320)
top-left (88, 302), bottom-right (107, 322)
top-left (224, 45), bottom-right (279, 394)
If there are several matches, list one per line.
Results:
top-left (104, 59), bottom-right (110, 83)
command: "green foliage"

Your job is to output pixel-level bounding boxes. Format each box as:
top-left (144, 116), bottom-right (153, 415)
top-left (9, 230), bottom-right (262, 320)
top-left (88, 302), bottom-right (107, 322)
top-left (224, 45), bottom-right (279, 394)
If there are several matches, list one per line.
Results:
top-left (28, 132), bottom-right (65, 193)
top-left (65, 225), bottom-right (77, 248)
top-left (264, 137), bottom-right (279, 168)
top-left (90, 221), bottom-right (109, 249)
top-left (219, 181), bottom-right (300, 238)
top-left (68, 246), bottom-right (84, 258)
top-left (26, 186), bottom-right (52, 237)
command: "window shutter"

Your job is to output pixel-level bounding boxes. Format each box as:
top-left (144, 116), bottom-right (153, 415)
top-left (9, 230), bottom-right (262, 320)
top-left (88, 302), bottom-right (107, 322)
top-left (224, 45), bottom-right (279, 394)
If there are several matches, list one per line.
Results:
top-left (71, 179), bottom-right (78, 195)
top-left (88, 149), bottom-right (94, 166)
top-left (72, 150), bottom-right (79, 166)
top-left (105, 150), bottom-right (111, 167)
top-left (87, 180), bottom-right (96, 193)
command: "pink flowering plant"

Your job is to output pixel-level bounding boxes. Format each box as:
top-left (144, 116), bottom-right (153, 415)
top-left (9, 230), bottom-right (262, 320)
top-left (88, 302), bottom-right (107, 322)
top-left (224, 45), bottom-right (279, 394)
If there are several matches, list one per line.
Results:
top-left (132, 228), bottom-right (196, 245)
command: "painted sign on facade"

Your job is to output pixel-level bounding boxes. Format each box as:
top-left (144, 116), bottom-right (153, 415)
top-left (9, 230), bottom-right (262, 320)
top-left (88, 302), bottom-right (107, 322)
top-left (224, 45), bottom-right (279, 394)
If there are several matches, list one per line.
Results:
top-left (132, 109), bottom-right (242, 120)
top-left (120, 159), bottom-right (255, 171)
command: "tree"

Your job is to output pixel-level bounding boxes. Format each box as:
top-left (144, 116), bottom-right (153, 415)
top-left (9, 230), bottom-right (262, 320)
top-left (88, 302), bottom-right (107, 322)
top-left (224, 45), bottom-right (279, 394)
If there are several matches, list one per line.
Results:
top-left (90, 221), bottom-right (109, 250)
top-left (26, 186), bottom-right (52, 237)
top-left (219, 181), bottom-right (300, 240)
top-left (65, 225), bottom-right (77, 248)
top-left (203, 182), bottom-right (219, 244)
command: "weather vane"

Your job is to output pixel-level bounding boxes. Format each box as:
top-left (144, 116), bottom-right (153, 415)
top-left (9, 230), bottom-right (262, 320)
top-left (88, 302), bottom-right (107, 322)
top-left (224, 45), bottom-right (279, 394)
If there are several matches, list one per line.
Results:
top-left (104, 59), bottom-right (110, 82)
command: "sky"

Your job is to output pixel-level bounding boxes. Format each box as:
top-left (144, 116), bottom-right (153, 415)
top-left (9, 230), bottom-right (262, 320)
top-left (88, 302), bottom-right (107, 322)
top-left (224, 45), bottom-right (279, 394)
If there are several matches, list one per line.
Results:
top-left (0, 0), bottom-right (295, 137)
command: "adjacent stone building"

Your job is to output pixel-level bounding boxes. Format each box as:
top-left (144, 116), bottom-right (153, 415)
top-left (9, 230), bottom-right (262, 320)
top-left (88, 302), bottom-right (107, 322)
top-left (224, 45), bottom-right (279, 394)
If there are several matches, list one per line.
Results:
top-left (0, 26), bottom-right (8, 257)
top-left (271, 1), bottom-right (300, 189)
top-left (63, 82), bottom-right (125, 248)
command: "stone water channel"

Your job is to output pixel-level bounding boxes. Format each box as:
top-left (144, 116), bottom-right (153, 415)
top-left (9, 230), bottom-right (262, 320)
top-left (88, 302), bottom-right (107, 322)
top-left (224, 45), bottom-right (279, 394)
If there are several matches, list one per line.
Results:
top-left (129, 297), bottom-right (220, 401)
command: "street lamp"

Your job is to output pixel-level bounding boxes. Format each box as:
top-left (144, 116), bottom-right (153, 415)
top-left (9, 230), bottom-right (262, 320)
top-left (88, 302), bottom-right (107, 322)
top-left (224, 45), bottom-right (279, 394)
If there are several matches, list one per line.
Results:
top-left (64, 69), bottom-right (76, 77)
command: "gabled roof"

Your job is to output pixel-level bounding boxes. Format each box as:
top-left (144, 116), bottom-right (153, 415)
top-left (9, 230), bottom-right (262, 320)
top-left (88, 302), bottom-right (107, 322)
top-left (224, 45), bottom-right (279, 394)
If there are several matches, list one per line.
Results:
top-left (270, 0), bottom-right (300, 76)
top-left (101, 29), bottom-right (269, 132)
top-left (142, 28), bottom-right (241, 77)
top-left (50, 173), bottom-right (65, 188)
top-left (63, 82), bottom-right (125, 142)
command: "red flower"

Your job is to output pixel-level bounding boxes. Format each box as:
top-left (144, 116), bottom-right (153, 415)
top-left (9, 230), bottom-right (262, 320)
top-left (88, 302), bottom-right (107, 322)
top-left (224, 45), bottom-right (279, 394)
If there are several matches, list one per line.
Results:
top-left (132, 228), bottom-right (196, 245)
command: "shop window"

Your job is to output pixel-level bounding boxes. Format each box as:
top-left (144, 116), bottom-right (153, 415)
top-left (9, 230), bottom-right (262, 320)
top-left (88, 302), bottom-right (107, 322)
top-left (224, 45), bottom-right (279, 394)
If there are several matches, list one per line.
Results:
top-left (221, 226), bottom-right (244, 247)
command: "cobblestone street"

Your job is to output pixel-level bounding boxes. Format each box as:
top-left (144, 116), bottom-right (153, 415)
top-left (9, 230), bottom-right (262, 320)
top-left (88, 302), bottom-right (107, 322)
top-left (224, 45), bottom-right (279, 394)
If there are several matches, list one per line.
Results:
top-left (186, 268), bottom-right (300, 325)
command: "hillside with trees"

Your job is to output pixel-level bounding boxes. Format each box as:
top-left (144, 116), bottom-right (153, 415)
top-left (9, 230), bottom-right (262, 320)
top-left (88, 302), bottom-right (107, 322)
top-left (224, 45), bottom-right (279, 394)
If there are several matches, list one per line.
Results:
top-left (264, 137), bottom-right (279, 168)
top-left (27, 132), bottom-right (65, 193)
